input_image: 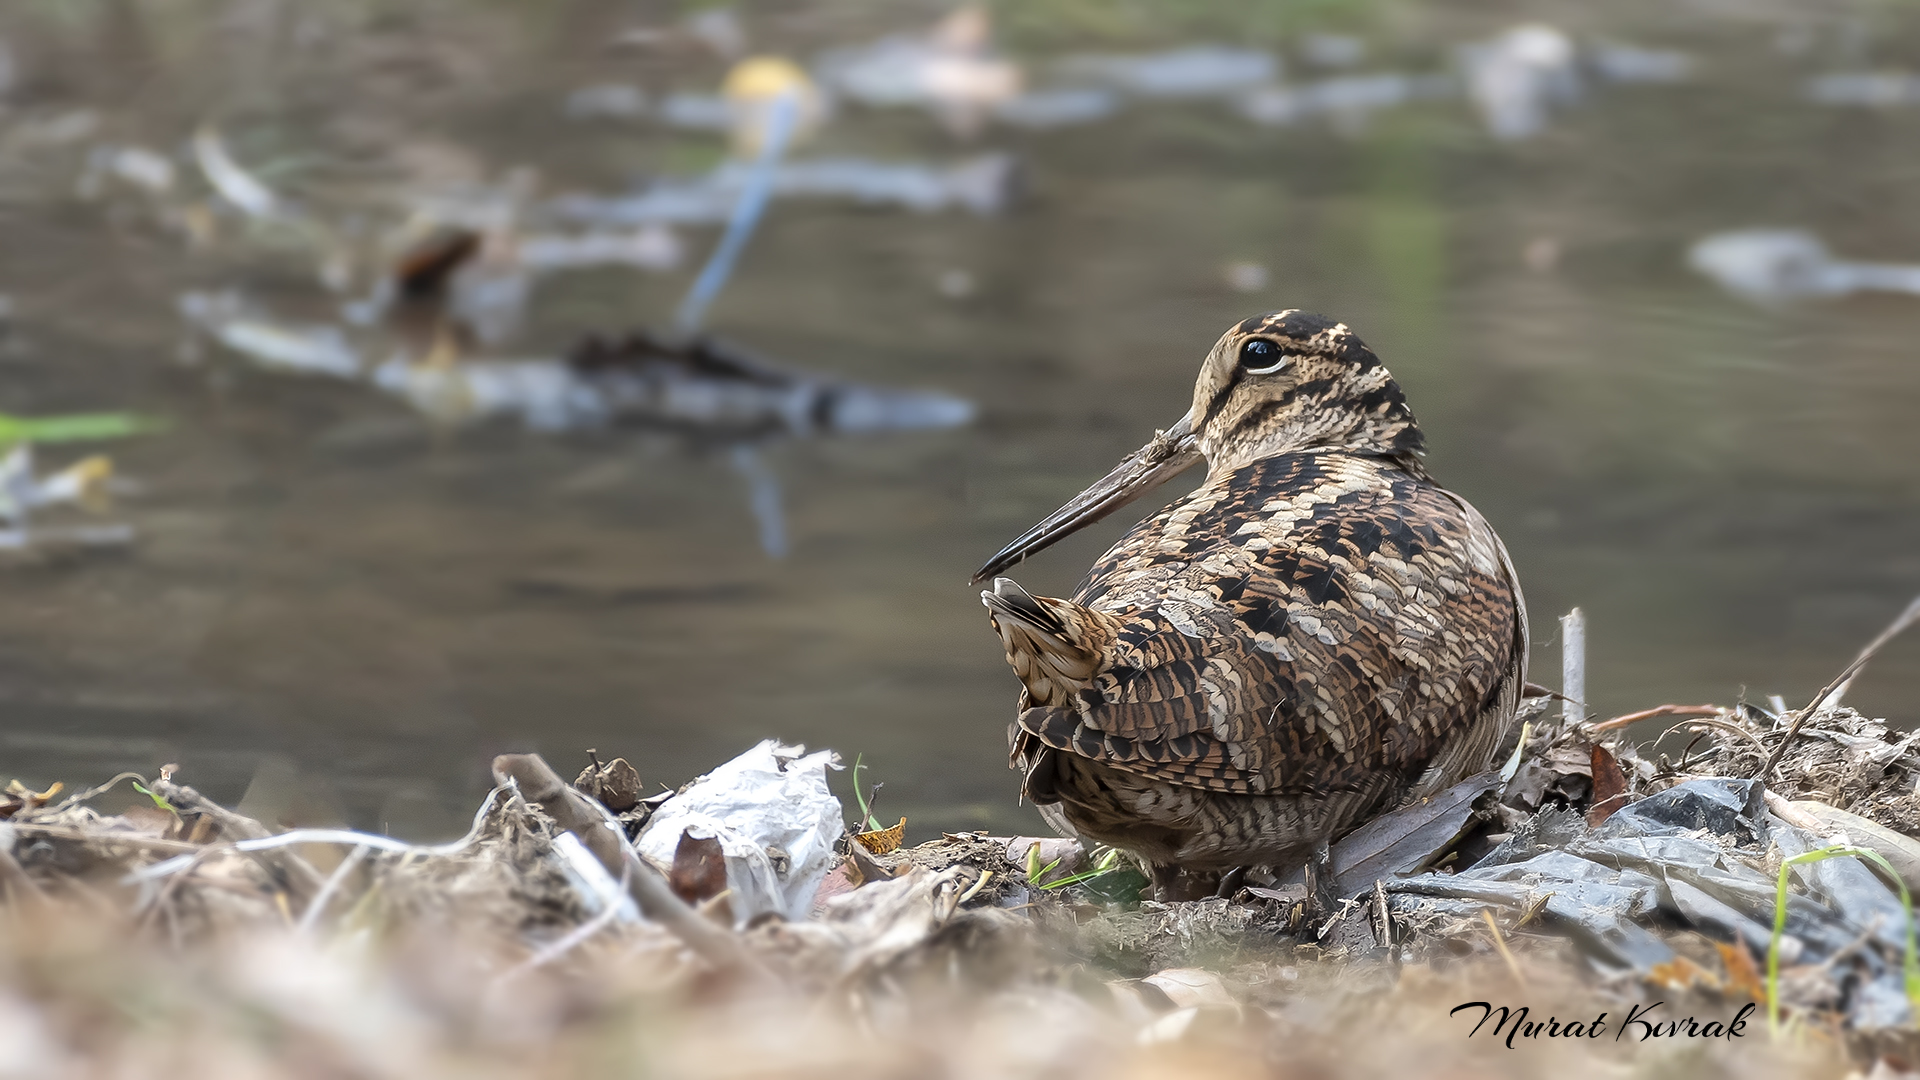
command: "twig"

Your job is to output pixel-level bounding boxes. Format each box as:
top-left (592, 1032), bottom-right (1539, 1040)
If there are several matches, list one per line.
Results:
top-left (1481, 909), bottom-right (1530, 990)
top-left (297, 844), bottom-right (370, 935)
top-left (129, 787), bottom-right (512, 884)
top-left (490, 754), bottom-right (769, 981)
top-left (1590, 703), bottom-right (1726, 733)
top-left (1669, 717), bottom-right (1773, 762)
top-left (1763, 592), bottom-right (1920, 780)
top-left (1560, 608), bottom-right (1585, 725)
top-left (10, 824), bottom-right (201, 854)
top-left (499, 860), bottom-right (635, 980)
top-left (152, 778), bottom-right (326, 898)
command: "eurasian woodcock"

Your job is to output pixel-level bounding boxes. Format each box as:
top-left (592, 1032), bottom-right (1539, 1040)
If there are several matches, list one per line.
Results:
top-left (976, 310), bottom-right (1528, 888)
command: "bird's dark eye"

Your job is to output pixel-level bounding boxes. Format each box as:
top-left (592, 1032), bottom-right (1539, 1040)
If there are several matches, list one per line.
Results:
top-left (1239, 338), bottom-right (1290, 374)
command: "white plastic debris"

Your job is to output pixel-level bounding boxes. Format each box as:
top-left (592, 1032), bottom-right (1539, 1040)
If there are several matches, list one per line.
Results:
top-left (1058, 46), bottom-right (1279, 100)
top-left (993, 88), bottom-right (1119, 128)
top-left (0, 444), bottom-right (134, 550)
top-left (636, 740), bottom-right (843, 925)
top-left (515, 225), bottom-right (682, 273)
top-left (1238, 73), bottom-right (1452, 131)
top-left (815, 6), bottom-right (1021, 135)
top-left (1806, 72), bottom-right (1920, 107)
top-left (0, 444), bottom-right (112, 523)
top-left (77, 145), bottom-right (177, 198)
top-left (550, 831), bottom-right (640, 922)
top-left (1459, 25), bottom-right (1579, 140)
top-left (178, 291), bottom-right (362, 377)
top-left (545, 153), bottom-right (1019, 225)
top-left (1688, 229), bottom-right (1920, 304)
top-left (193, 126), bottom-right (288, 221)
top-left (1589, 42), bottom-right (1692, 85)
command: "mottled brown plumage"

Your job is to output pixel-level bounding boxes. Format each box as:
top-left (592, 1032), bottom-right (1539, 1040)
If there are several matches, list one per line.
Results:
top-left (976, 311), bottom-right (1527, 873)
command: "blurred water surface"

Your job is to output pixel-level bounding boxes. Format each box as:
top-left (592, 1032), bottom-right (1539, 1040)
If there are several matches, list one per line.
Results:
top-left (0, 0), bottom-right (1916, 837)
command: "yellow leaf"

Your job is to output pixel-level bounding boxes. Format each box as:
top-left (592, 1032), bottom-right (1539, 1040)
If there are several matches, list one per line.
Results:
top-left (854, 816), bottom-right (906, 855)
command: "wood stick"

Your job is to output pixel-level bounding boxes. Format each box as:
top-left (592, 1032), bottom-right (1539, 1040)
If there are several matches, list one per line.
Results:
top-left (152, 778), bottom-right (326, 898)
top-left (491, 753), bottom-right (767, 980)
top-left (1763, 592), bottom-right (1920, 780)
top-left (1589, 703), bottom-right (1725, 732)
top-left (1559, 608), bottom-right (1585, 724)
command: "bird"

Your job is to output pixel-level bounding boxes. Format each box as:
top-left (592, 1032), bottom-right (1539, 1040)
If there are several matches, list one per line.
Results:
top-left (975, 310), bottom-right (1527, 895)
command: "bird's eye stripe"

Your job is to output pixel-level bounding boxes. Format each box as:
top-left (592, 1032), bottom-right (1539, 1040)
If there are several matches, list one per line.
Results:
top-left (1244, 357), bottom-right (1291, 375)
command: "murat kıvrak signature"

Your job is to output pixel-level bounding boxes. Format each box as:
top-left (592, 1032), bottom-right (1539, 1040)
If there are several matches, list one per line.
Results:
top-left (1451, 1000), bottom-right (1757, 1048)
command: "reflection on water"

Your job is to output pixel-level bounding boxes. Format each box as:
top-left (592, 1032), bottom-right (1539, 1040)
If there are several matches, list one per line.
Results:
top-left (0, 1), bottom-right (1916, 840)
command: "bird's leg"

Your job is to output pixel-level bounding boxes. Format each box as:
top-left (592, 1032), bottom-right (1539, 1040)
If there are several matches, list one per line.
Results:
top-left (1302, 840), bottom-right (1338, 928)
top-left (1149, 862), bottom-right (1184, 901)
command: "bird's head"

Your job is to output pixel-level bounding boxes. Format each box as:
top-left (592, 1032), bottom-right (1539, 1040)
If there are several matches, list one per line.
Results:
top-left (1185, 310), bottom-right (1423, 474)
top-left (972, 310), bottom-right (1424, 583)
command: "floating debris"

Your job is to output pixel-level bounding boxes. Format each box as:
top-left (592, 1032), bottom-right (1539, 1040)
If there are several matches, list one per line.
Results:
top-left (1057, 46), bottom-right (1280, 101)
top-left (1221, 261), bottom-right (1269, 292)
top-left (815, 5), bottom-right (1022, 136)
top-left (1589, 41), bottom-right (1694, 85)
top-left (1806, 72), bottom-right (1920, 108)
top-left (557, 331), bottom-right (977, 437)
top-left (1688, 229), bottom-right (1920, 304)
top-left (0, 444), bottom-right (134, 551)
top-left (1239, 73), bottom-right (1453, 131)
top-left (515, 225), bottom-right (682, 273)
top-left (75, 144), bottom-right (176, 199)
top-left (991, 87), bottom-right (1120, 129)
top-left (192, 126), bottom-right (290, 223)
top-left (1459, 24), bottom-right (1580, 141)
top-left (179, 291), bottom-right (363, 377)
top-left (546, 153), bottom-right (1020, 226)
top-left (721, 56), bottom-right (828, 155)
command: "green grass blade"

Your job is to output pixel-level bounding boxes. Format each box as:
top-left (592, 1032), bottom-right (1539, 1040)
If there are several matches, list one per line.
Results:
top-left (0, 412), bottom-right (167, 445)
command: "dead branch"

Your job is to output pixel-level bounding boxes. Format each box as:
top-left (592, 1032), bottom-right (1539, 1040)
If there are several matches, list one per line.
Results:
top-left (1763, 592), bottom-right (1920, 779)
top-left (490, 753), bottom-right (769, 981)
top-left (1589, 704), bottom-right (1725, 732)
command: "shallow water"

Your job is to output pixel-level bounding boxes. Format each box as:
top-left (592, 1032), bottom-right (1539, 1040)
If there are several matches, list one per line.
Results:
top-left (0, 1), bottom-right (1916, 839)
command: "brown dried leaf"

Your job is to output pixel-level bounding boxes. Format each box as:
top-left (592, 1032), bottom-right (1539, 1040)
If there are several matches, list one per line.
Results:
top-left (573, 756), bottom-right (644, 812)
top-left (668, 831), bottom-right (728, 905)
top-left (0, 780), bottom-right (63, 819)
top-left (1587, 744), bottom-right (1630, 826)
top-left (1646, 955), bottom-right (1720, 992)
top-left (854, 816), bottom-right (906, 855)
top-left (1716, 941), bottom-right (1768, 1004)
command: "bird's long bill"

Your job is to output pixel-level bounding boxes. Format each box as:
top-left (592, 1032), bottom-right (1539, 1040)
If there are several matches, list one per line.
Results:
top-left (971, 415), bottom-right (1201, 584)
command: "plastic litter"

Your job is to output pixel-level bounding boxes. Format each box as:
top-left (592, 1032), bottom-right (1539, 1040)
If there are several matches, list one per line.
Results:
top-left (636, 740), bottom-right (843, 925)
top-left (1807, 72), bottom-right (1920, 108)
top-left (545, 153), bottom-right (1019, 226)
top-left (1057, 47), bottom-right (1279, 100)
top-left (1458, 25), bottom-right (1580, 141)
top-left (1688, 229), bottom-right (1920, 304)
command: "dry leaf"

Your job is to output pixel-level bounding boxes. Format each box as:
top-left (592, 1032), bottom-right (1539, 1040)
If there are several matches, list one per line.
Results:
top-left (0, 780), bottom-right (63, 819)
top-left (855, 816), bottom-right (906, 855)
top-left (1586, 744), bottom-right (1630, 825)
top-left (1717, 941), bottom-right (1768, 1003)
top-left (668, 830), bottom-right (728, 905)
top-left (1646, 955), bottom-right (1720, 991)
